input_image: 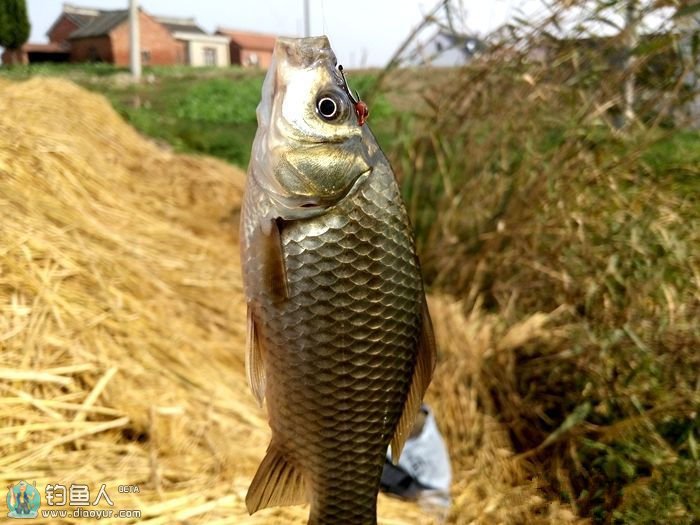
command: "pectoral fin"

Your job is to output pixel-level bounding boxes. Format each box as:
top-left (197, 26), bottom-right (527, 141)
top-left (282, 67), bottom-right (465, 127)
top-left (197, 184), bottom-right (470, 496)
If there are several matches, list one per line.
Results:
top-left (246, 442), bottom-right (308, 514)
top-left (245, 218), bottom-right (288, 406)
top-left (246, 307), bottom-right (266, 407)
top-left (254, 217), bottom-right (289, 302)
top-left (390, 296), bottom-right (437, 463)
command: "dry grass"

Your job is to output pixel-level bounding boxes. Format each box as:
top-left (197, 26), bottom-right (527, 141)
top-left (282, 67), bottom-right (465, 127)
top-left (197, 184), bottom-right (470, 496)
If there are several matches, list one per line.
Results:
top-left (426, 296), bottom-right (586, 525)
top-left (0, 78), bottom-right (584, 523)
top-left (0, 77), bottom-right (261, 523)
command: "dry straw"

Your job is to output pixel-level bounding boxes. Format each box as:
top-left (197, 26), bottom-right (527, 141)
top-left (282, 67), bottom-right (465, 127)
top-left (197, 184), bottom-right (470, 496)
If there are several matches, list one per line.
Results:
top-left (0, 78), bottom-right (583, 524)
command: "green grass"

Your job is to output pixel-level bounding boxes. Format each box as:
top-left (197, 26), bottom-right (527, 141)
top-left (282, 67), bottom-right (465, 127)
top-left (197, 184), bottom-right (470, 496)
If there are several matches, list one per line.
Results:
top-left (0, 63), bottom-right (126, 79)
top-left (116, 78), bottom-right (262, 166)
top-left (96, 67), bottom-right (264, 167)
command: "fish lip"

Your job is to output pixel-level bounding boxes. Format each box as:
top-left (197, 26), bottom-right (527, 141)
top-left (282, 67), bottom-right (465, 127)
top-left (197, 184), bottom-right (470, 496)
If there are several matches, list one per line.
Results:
top-left (267, 167), bottom-right (372, 220)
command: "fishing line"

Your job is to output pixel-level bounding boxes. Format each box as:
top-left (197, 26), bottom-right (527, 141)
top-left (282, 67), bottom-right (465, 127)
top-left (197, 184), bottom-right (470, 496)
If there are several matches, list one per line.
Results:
top-left (321, 0), bottom-right (327, 36)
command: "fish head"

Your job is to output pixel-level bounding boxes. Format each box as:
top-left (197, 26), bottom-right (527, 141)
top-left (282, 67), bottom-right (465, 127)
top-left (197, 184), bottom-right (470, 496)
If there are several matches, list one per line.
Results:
top-left (251, 36), bottom-right (372, 220)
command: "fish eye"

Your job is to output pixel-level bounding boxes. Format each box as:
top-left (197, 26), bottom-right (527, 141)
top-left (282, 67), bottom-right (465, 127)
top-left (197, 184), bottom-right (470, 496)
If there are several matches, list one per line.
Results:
top-left (316, 96), bottom-right (340, 121)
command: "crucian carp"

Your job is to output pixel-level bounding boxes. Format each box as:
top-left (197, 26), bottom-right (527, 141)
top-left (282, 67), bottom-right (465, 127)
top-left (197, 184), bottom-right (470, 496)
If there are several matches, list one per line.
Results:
top-left (240, 35), bottom-right (436, 525)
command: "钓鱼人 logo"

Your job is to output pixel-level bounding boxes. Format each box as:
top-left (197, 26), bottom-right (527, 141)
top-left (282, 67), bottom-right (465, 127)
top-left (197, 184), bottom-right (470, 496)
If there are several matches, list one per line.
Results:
top-left (6, 480), bottom-right (40, 519)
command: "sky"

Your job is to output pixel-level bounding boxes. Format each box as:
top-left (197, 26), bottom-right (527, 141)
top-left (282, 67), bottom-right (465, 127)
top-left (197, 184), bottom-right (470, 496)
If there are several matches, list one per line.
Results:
top-left (24, 0), bottom-right (531, 67)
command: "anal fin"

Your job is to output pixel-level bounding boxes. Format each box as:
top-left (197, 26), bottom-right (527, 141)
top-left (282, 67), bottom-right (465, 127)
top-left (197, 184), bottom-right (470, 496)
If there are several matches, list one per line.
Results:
top-left (390, 296), bottom-right (437, 463)
top-left (246, 443), bottom-right (308, 514)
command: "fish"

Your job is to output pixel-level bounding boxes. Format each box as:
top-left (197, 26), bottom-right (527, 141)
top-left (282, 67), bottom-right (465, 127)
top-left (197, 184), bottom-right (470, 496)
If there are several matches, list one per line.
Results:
top-left (240, 36), bottom-right (436, 525)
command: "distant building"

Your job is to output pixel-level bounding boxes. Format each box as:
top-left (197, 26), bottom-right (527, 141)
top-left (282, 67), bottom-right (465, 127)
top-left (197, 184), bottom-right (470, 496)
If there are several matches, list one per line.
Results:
top-left (404, 30), bottom-right (484, 67)
top-left (68, 8), bottom-right (188, 66)
top-left (173, 32), bottom-right (230, 67)
top-left (216, 28), bottom-right (276, 68)
top-left (2, 3), bottom-right (232, 67)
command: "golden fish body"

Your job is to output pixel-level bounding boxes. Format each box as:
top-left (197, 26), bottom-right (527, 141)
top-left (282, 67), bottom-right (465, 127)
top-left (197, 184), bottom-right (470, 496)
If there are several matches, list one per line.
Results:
top-left (240, 36), bottom-right (436, 525)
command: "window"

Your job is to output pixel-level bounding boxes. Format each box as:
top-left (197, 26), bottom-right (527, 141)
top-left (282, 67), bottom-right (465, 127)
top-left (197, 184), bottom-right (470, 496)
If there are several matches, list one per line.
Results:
top-left (203, 47), bottom-right (217, 66)
top-left (141, 50), bottom-right (151, 65)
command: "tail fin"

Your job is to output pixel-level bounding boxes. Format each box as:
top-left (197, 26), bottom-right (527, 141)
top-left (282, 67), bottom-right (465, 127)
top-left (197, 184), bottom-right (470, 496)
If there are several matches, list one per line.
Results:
top-left (246, 443), bottom-right (308, 514)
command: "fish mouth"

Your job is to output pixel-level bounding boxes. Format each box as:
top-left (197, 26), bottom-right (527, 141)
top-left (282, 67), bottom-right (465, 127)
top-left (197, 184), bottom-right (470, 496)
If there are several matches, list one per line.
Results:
top-left (274, 36), bottom-right (335, 70)
top-left (267, 167), bottom-right (372, 220)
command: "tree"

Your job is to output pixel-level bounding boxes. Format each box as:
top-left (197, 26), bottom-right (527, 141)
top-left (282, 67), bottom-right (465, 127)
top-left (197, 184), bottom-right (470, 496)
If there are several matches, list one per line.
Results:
top-left (576, 0), bottom-right (700, 127)
top-left (541, 0), bottom-right (697, 128)
top-left (676, 4), bottom-right (700, 123)
top-left (0, 0), bottom-right (31, 66)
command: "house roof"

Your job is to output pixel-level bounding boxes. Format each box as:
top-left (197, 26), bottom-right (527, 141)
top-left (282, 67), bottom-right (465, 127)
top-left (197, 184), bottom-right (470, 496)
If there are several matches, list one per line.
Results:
top-left (45, 4), bottom-right (99, 37)
top-left (23, 42), bottom-right (70, 53)
top-left (216, 28), bottom-right (277, 51)
top-left (154, 16), bottom-right (205, 35)
top-left (50, 4), bottom-right (205, 40)
top-left (63, 12), bottom-right (99, 28)
top-left (67, 9), bottom-right (128, 39)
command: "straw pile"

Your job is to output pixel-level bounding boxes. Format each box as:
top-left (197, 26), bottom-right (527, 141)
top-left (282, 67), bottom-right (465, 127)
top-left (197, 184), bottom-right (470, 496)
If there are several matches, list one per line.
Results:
top-left (0, 78), bottom-right (583, 524)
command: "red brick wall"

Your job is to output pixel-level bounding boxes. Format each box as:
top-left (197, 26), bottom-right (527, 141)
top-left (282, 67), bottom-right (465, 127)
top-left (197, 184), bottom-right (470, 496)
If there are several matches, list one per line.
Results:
top-left (109, 11), bottom-right (181, 66)
top-left (70, 36), bottom-right (113, 63)
top-left (231, 45), bottom-right (272, 68)
top-left (48, 16), bottom-right (79, 44)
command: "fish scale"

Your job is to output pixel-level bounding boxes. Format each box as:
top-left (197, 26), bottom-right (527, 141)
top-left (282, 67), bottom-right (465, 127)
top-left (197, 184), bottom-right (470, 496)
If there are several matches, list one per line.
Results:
top-left (241, 35), bottom-right (435, 525)
top-left (243, 160), bottom-right (422, 525)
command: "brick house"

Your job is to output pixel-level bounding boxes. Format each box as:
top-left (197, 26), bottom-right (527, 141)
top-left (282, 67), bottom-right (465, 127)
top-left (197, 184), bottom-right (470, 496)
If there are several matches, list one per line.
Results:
top-left (3, 3), bottom-right (230, 67)
top-left (2, 4), bottom-right (277, 68)
top-left (68, 9), bottom-right (187, 66)
top-left (215, 28), bottom-right (276, 68)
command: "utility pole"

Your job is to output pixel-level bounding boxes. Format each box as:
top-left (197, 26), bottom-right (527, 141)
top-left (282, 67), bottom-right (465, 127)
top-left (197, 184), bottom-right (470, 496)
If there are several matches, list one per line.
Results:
top-left (303, 0), bottom-right (311, 37)
top-left (129, 0), bottom-right (141, 81)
